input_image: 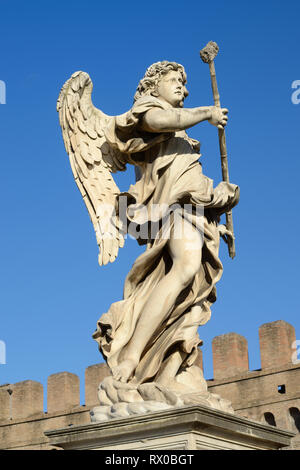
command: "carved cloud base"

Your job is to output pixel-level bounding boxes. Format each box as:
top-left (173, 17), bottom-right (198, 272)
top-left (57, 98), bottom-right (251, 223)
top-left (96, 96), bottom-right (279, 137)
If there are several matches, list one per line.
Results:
top-left (90, 371), bottom-right (233, 423)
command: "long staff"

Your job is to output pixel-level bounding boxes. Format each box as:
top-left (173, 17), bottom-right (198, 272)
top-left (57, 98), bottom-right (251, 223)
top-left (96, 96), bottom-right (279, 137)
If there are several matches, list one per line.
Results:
top-left (200, 41), bottom-right (236, 259)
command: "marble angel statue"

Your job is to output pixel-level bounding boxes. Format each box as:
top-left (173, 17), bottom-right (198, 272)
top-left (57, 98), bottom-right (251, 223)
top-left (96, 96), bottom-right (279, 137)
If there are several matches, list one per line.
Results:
top-left (57, 61), bottom-right (239, 419)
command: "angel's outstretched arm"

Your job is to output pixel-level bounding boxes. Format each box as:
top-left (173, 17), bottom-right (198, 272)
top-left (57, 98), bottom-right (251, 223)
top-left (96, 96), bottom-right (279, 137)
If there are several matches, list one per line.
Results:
top-left (141, 106), bottom-right (228, 133)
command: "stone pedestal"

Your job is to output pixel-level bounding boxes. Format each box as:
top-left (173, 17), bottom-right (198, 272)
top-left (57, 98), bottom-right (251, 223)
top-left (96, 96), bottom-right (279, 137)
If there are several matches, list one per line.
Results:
top-left (45, 405), bottom-right (294, 450)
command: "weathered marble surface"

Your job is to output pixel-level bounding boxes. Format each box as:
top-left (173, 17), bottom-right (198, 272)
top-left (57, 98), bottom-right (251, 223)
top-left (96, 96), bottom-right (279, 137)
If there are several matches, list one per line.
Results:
top-left (46, 405), bottom-right (294, 450)
top-left (91, 372), bottom-right (233, 421)
top-left (57, 59), bottom-right (239, 419)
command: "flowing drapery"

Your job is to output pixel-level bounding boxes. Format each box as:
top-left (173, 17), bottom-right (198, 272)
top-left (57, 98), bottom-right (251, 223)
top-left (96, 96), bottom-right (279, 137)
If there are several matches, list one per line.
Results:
top-left (93, 96), bottom-right (239, 384)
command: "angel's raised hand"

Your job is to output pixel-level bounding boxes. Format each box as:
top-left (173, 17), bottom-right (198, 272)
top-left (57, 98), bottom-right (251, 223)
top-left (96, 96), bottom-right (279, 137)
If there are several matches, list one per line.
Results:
top-left (209, 107), bottom-right (229, 129)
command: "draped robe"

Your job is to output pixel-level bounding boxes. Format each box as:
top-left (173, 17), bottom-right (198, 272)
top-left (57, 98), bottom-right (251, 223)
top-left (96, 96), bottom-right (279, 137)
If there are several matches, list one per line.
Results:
top-left (93, 96), bottom-right (239, 384)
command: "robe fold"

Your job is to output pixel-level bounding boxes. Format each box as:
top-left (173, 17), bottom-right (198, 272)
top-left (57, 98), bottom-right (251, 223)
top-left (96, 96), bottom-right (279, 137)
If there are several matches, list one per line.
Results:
top-left (93, 96), bottom-right (239, 384)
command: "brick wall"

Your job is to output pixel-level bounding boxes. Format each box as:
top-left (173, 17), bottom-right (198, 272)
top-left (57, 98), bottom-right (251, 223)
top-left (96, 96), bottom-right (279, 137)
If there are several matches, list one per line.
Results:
top-left (208, 320), bottom-right (300, 449)
top-left (0, 320), bottom-right (299, 450)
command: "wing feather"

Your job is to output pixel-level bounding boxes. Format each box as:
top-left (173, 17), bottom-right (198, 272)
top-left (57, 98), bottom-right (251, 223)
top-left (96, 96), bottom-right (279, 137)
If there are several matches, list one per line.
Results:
top-left (57, 71), bottom-right (127, 265)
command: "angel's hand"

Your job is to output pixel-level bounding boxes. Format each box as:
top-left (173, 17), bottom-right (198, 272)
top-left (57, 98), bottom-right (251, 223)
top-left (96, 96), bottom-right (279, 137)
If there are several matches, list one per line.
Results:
top-left (208, 107), bottom-right (228, 129)
top-left (218, 224), bottom-right (235, 245)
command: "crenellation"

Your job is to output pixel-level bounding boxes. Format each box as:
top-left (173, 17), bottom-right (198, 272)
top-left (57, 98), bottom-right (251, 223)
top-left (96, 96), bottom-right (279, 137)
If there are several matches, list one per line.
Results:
top-left (0, 384), bottom-right (12, 421)
top-left (47, 372), bottom-right (80, 414)
top-left (0, 381), bottom-right (45, 424)
top-left (85, 363), bottom-right (111, 407)
top-left (0, 320), bottom-right (299, 449)
top-left (259, 320), bottom-right (296, 369)
top-left (10, 381), bottom-right (44, 421)
top-left (212, 332), bottom-right (249, 379)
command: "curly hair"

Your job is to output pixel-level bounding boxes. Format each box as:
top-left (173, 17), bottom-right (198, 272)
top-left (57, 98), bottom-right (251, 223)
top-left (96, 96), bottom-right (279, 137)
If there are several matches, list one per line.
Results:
top-left (134, 61), bottom-right (188, 102)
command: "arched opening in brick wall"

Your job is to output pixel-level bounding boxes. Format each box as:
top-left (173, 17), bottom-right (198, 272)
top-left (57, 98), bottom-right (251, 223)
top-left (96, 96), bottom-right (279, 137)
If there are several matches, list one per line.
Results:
top-left (264, 412), bottom-right (277, 427)
top-left (289, 407), bottom-right (300, 433)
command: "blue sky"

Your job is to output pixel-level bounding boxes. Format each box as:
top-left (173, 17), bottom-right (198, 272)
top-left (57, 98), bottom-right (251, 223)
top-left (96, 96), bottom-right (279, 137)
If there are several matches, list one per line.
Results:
top-left (0, 0), bottom-right (299, 406)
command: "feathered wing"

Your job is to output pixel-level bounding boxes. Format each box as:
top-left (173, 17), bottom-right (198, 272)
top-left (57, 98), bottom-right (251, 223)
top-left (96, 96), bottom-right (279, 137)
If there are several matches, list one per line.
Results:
top-left (57, 71), bottom-right (127, 265)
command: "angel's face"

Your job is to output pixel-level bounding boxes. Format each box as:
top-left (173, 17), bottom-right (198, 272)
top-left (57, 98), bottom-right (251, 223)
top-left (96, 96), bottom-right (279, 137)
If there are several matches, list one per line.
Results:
top-left (156, 70), bottom-right (188, 108)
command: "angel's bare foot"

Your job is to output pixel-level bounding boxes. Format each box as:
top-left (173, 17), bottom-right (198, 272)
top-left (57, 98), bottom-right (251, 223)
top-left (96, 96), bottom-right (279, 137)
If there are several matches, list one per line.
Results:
top-left (111, 358), bottom-right (138, 383)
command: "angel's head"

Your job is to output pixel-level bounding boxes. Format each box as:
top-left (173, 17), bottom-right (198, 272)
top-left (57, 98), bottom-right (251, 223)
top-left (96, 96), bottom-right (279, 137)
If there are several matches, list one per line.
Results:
top-left (134, 61), bottom-right (189, 108)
